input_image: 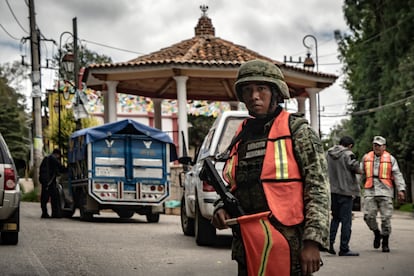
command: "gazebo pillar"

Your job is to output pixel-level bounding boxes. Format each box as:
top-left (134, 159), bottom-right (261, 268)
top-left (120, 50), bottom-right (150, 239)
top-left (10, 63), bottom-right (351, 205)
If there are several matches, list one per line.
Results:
top-left (152, 98), bottom-right (162, 130)
top-left (305, 88), bottom-right (321, 135)
top-left (173, 76), bottom-right (189, 157)
top-left (104, 80), bottom-right (119, 123)
top-left (296, 96), bottom-right (306, 115)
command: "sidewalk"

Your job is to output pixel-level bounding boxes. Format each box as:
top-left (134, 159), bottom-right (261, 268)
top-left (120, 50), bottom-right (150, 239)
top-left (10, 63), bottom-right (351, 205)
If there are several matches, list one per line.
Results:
top-left (19, 178), bottom-right (34, 193)
top-left (316, 211), bottom-right (414, 276)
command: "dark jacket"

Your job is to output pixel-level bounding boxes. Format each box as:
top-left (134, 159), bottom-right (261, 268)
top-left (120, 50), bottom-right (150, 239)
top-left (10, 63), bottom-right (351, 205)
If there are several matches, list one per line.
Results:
top-left (326, 145), bottom-right (360, 197)
top-left (39, 154), bottom-right (63, 186)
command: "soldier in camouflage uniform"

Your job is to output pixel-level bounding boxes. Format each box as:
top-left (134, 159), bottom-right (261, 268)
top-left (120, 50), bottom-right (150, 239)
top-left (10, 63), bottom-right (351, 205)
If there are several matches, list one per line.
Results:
top-left (212, 59), bottom-right (330, 276)
top-left (361, 136), bottom-right (406, 253)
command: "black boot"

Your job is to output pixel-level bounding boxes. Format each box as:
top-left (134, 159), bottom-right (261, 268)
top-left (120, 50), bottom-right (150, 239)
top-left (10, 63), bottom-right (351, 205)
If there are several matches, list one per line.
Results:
top-left (328, 243), bottom-right (336, 255)
top-left (373, 230), bottom-right (381, 249)
top-left (382, 235), bottom-right (390, 252)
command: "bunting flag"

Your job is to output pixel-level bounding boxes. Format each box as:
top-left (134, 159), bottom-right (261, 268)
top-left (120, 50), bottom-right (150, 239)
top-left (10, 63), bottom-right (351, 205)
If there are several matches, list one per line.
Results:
top-left (55, 80), bottom-right (236, 117)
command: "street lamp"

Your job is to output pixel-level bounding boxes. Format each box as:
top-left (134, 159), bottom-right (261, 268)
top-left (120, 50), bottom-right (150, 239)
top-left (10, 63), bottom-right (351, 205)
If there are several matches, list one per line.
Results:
top-left (57, 17), bottom-right (80, 154)
top-left (302, 34), bottom-right (318, 71)
top-left (302, 34), bottom-right (321, 136)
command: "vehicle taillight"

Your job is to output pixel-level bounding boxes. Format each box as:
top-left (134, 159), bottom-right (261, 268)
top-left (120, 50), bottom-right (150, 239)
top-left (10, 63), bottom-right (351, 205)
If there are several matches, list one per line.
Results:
top-left (4, 168), bottom-right (16, 190)
top-left (202, 180), bottom-right (216, 192)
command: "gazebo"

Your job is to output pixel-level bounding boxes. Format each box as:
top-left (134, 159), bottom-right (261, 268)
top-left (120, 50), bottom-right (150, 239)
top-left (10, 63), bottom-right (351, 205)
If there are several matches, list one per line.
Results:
top-left (83, 6), bottom-right (337, 156)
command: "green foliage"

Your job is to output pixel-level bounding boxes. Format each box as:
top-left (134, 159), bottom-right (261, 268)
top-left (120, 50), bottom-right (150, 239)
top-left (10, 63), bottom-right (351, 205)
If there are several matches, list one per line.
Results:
top-left (0, 63), bottom-right (30, 163)
top-left (337, 0), bottom-right (414, 187)
top-left (21, 187), bottom-right (40, 202)
top-left (322, 118), bottom-right (351, 150)
top-left (45, 108), bottom-right (99, 162)
top-left (397, 203), bottom-right (414, 213)
top-left (188, 114), bottom-right (215, 155)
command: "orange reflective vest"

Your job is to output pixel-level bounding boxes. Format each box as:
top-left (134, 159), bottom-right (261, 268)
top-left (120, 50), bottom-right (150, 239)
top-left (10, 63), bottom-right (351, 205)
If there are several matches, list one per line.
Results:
top-left (363, 151), bottom-right (393, 188)
top-left (223, 110), bottom-right (304, 276)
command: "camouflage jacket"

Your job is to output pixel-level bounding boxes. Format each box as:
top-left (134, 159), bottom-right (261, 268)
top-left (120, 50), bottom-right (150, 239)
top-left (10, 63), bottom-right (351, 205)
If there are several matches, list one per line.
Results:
top-left (216, 108), bottom-right (330, 250)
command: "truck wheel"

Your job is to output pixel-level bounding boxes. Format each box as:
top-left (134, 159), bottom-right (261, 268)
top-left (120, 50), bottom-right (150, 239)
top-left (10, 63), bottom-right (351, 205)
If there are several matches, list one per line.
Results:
top-left (195, 203), bottom-right (216, 246)
top-left (56, 185), bottom-right (74, 218)
top-left (116, 210), bottom-right (135, 219)
top-left (79, 204), bottom-right (93, 221)
top-left (1, 232), bottom-right (18, 245)
top-left (181, 196), bottom-right (195, 236)
top-left (61, 206), bottom-right (75, 218)
top-left (146, 213), bottom-right (160, 223)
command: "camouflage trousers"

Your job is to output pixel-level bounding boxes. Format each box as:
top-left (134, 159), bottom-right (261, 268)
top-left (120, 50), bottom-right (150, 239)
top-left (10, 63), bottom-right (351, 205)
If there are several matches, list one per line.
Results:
top-left (363, 196), bottom-right (393, 235)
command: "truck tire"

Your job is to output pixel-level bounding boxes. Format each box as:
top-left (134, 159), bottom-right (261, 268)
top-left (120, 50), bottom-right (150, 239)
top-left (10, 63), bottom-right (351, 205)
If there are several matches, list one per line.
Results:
top-left (1, 231), bottom-right (18, 245)
top-left (195, 202), bottom-right (216, 246)
top-left (116, 210), bottom-right (135, 219)
top-left (56, 184), bottom-right (75, 218)
top-left (146, 213), bottom-right (160, 223)
top-left (181, 196), bottom-right (195, 236)
top-left (80, 206), bottom-right (93, 221)
top-left (61, 206), bottom-right (75, 218)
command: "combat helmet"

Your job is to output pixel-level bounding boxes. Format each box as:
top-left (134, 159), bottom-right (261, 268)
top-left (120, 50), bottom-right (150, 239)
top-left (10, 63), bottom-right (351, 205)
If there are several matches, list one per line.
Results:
top-left (234, 59), bottom-right (290, 102)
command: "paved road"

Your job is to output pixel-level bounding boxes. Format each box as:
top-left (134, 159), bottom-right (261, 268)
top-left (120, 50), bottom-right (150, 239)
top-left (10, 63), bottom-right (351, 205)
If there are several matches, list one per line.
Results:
top-left (315, 210), bottom-right (414, 276)
top-left (1, 202), bottom-right (413, 275)
top-left (1, 202), bottom-right (236, 276)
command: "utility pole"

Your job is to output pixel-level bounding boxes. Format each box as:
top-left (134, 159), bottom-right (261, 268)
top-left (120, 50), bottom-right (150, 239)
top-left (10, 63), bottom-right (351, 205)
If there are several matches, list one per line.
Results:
top-left (29, 0), bottom-right (43, 188)
top-left (73, 17), bottom-right (82, 130)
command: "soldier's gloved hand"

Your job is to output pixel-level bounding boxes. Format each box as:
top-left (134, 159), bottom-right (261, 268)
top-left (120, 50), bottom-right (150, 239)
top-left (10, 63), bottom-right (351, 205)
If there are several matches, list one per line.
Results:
top-left (211, 208), bottom-right (231, 229)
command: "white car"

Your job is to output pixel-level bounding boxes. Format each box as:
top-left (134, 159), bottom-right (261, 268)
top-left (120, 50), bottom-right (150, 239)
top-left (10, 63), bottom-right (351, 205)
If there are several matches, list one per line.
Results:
top-left (0, 133), bottom-right (21, 245)
top-left (179, 110), bottom-right (249, 246)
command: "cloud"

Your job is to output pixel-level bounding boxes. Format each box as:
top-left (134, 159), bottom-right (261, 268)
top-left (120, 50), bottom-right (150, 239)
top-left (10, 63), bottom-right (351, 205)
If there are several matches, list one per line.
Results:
top-left (0, 0), bottom-right (351, 135)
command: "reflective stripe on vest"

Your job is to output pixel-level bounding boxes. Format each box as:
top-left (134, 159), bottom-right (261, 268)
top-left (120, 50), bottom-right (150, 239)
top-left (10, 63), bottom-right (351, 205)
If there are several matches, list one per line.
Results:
top-left (238, 211), bottom-right (290, 276)
top-left (223, 120), bottom-right (246, 191)
top-left (363, 151), bottom-right (393, 188)
top-left (223, 110), bottom-right (304, 226)
top-left (261, 110), bottom-right (304, 226)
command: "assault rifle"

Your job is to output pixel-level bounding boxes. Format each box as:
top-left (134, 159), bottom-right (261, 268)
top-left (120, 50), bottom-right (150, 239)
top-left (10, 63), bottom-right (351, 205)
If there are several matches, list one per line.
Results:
top-left (199, 159), bottom-right (245, 221)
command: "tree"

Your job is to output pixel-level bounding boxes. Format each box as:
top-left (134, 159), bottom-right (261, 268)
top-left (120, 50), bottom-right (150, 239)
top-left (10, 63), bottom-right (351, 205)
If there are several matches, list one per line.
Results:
top-left (337, 0), bottom-right (414, 200)
top-left (188, 114), bottom-right (216, 157)
top-left (46, 44), bottom-right (112, 156)
top-left (44, 107), bottom-right (99, 164)
top-left (0, 62), bottom-right (30, 163)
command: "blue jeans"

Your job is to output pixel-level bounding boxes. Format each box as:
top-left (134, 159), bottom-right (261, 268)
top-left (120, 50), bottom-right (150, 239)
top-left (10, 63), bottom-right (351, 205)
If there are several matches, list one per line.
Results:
top-left (329, 193), bottom-right (354, 252)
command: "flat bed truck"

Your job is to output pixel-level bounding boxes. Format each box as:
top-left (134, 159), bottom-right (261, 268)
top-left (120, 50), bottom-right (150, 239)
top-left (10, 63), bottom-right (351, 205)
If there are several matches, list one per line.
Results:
top-left (57, 119), bottom-right (177, 222)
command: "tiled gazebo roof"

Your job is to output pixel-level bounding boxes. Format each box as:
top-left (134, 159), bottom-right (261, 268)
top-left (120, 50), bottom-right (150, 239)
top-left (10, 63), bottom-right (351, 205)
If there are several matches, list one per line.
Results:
top-left (84, 8), bottom-right (337, 100)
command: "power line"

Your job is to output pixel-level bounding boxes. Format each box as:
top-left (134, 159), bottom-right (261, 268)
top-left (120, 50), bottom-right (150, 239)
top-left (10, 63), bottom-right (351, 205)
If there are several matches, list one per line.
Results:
top-left (5, 0), bottom-right (28, 34)
top-left (81, 39), bottom-right (146, 55)
top-left (0, 23), bottom-right (20, 40)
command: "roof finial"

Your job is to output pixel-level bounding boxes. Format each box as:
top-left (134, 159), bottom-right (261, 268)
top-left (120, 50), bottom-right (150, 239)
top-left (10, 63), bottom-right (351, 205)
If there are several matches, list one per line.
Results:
top-left (200, 5), bottom-right (208, 16)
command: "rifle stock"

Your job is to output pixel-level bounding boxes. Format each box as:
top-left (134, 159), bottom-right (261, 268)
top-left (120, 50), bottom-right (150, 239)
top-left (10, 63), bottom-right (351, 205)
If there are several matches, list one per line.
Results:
top-left (199, 159), bottom-right (245, 217)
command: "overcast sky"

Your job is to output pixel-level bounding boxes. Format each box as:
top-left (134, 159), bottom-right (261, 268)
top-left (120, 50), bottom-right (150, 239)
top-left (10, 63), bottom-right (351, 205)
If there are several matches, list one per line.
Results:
top-left (0, 0), bottom-right (351, 135)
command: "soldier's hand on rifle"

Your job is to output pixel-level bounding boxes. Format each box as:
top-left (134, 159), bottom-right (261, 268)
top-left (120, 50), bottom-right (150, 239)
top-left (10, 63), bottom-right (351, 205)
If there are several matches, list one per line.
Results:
top-left (212, 208), bottom-right (231, 229)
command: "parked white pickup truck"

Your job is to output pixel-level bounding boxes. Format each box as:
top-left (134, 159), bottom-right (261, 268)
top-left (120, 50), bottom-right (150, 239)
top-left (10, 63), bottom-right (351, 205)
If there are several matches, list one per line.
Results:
top-left (179, 110), bottom-right (249, 246)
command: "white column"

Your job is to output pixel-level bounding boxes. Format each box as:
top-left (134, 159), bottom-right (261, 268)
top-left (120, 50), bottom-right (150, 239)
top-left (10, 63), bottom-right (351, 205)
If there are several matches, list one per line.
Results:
top-left (305, 88), bottom-right (321, 136)
top-left (153, 98), bottom-right (162, 130)
top-left (103, 81), bottom-right (118, 123)
top-left (296, 97), bottom-right (306, 115)
top-left (173, 76), bottom-right (189, 157)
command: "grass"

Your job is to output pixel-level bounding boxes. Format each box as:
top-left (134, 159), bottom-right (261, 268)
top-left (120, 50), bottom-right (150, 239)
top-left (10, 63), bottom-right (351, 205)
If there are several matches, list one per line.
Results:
top-left (397, 203), bottom-right (414, 213)
top-left (21, 187), bottom-right (40, 202)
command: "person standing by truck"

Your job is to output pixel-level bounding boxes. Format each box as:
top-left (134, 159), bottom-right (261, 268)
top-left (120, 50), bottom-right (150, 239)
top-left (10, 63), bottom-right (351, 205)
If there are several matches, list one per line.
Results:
top-left (39, 148), bottom-right (65, 218)
top-left (211, 59), bottom-right (330, 276)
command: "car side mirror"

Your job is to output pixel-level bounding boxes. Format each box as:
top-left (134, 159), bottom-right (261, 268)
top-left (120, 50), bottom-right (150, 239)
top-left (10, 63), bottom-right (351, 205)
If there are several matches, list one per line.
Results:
top-left (178, 156), bottom-right (193, 166)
